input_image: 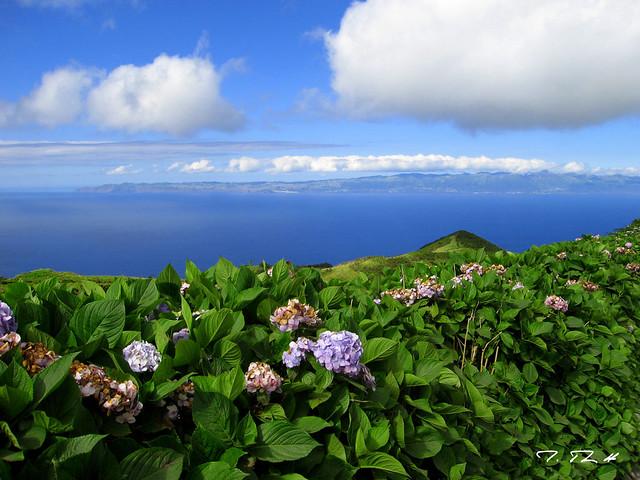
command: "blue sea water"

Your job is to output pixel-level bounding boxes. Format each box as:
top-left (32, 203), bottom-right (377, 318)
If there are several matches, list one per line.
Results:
top-left (1, 192), bottom-right (639, 277)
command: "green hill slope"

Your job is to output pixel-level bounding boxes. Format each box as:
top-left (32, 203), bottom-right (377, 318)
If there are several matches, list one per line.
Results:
top-left (321, 230), bottom-right (501, 281)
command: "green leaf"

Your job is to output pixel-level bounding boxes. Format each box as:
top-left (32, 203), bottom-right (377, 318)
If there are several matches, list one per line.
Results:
top-left (191, 367), bottom-right (245, 401)
top-left (319, 286), bottom-right (345, 310)
top-left (522, 363), bottom-right (538, 383)
top-left (0, 360), bottom-right (34, 418)
top-left (0, 421), bottom-right (20, 448)
top-left (33, 352), bottom-right (79, 406)
top-left (192, 391), bottom-right (237, 447)
top-left (358, 452), bottom-right (409, 477)
top-left (194, 309), bottom-right (236, 348)
top-left (366, 420), bottom-right (390, 451)
top-left (404, 431), bottom-right (444, 459)
top-left (46, 434), bottom-right (107, 465)
top-left (450, 463), bottom-right (467, 480)
top-left (293, 416), bottom-right (332, 434)
top-left (157, 264), bottom-right (181, 297)
top-left (252, 421), bottom-right (320, 462)
top-left (190, 461), bottom-right (247, 480)
top-left (528, 321), bottom-right (554, 337)
top-left (362, 338), bottom-right (398, 364)
top-left (173, 339), bottom-right (201, 367)
top-left (233, 287), bottom-right (266, 309)
top-left (69, 299), bottom-right (125, 348)
top-left (121, 447), bottom-right (184, 480)
top-left (235, 414), bottom-right (257, 447)
top-left (438, 368), bottom-right (461, 387)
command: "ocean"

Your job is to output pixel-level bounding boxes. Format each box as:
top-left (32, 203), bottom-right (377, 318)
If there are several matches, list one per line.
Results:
top-left (1, 192), bottom-right (639, 277)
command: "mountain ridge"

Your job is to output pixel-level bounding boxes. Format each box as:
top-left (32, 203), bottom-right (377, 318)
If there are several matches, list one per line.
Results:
top-left (81, 172), bottom-right (640, 194)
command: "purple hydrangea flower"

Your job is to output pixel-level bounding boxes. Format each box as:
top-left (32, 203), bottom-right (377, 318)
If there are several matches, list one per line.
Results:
top-left (310, 330), bottom-right (363, 377)
top-left (172, 328), bottom-right (190, 344)
top-left (123, 340), bottom-right (162, 372)
top-left (282, 337), bottom-right (315, 368)
top-left (157, 303), bottom-right (171, 313)
top-left (544, 295), bottom-right (569, 313)
top-left (0, 301), bottom-right (17, 336)
top-left (0, 332), bottom-right (21, 356)
top-left (625, 242), bottom-right (633, 249)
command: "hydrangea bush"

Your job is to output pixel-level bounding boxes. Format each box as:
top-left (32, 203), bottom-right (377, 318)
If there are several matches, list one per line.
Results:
top-left (0, 220), bottom-right (639, 479)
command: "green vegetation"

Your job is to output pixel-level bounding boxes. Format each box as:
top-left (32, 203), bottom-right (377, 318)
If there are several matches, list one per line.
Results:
top-left (322, 230), bottom-right (501, 281)
top-left (1, 221), bottom-right (639, 479)
top-left (0, 269), bottom-right (130, 294)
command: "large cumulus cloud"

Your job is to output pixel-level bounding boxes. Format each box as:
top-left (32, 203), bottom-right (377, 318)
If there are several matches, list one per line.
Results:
top-left (325, 0), bottom-right (640, 129)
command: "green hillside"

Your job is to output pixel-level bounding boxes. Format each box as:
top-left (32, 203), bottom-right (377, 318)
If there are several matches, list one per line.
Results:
top-left (0, 269), bottom-right (131, 294)
top-left (321, 230), bottom-right (501, 281)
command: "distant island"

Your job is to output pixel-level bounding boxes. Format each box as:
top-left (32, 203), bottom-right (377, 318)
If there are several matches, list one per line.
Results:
top-left (81, 172), bottom-right (640, 194)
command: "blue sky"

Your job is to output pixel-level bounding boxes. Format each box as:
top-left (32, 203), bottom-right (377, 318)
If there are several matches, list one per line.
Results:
top-left (1, 0), bottom-right (639, 189)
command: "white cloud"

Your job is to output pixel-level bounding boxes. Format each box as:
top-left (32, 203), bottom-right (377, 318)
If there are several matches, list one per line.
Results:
top-left (266, 154), bottom-right (555, 174)
top-left (106, 164), bottom-right (140, 175)
top-left (87, 54), bottom-right (243, 135)
top-left (326, 0), bottom-right (640, 129)
top-left (562, 161), bottom-right (586, 173)
top-left (179, 159), bottom-right (216, 173)
top-left (0, 67), bottom-right (96, 128)
top-left (226, 156), bottom-right (262, 173)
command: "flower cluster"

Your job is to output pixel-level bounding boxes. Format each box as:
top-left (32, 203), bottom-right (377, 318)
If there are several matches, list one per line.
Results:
top-left (378, 276), bottom-right (445, 306)
top-left (565, 279), bottom-right (599, 292)
top-left (20, 342), bottom-right (60, 375)
top-left (312, 330), bottom-right (363, 377)
top-left (172, 328), bottom-right (190, 344)
top-left (270, 299), bottom-right (321, 332)
top-left (414, 276), bottom-right (446, 299)
top-left (545, 295), bottom-right (569, 313)
top-left (615, 246), bottom-right (634, 255)
top-left (282, 330), bottom-right (376, 390)
top-left (488, 264), bottom-right (507, 276)
top-left (603, 249), bottom-right (612, 259)
top-left (511, 281), bottom-right (525, 291)
top-left (451, 263), bottom-right (486, 286)
top-left (0, 301), bottom-right (16, 336)
top-left (626, 263), bottom-right (640, 274)
top-left (245, 362), bottom-right (282, 394)
top-left (377, 288), bottom-right (418, 306)
top-left (123, 340), bottom-right (162, 373)
top-left (556, 252), bottom-right (567, 260)
top-left (180, 282), bottom-right (190, 295)
top-left (625, 242), bottom-right (633, 249)
top-left (162, 381), bottom-right (195, 421)
top-left (70, 361), bottom-right (143, 424)
top-left (0, 332), bottom-right (21, 356)
top-left (282, 337), bottom-right (315, 368)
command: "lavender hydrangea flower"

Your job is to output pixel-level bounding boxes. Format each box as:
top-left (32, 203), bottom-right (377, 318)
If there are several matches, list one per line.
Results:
top-left (625, 242), bottom-right (633, 249)
top-left (0, 301), bottom-right (16, 336)
top-left (172, 328), bottom-right (190, 344)
top-left (157, 303), bottom-right (171, 313)
top-left (310, 330), bottom-right (363, 377)
top-left (544, 295), bottom-right (569, 313)
top-left (245, 362), bottom-right (282, 394)
top-left (413, 276), bottom-right (445, 300)
top-left (270, 299), bottom-right (321, 332)
top-left (123, 340), bottom-right (162, 372)
top-left (282, 337), bottom-right (315, 368)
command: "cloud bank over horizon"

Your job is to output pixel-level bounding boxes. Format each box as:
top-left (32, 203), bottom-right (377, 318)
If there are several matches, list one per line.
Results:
top-left (326, 0), bottom-right (640, 129)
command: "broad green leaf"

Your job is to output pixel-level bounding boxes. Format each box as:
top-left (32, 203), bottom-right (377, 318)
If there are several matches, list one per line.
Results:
top-left (33, 352), bottom-right (79, 406)
top-left (252, 421), bottom-right (320, 462)
top-left (190, 461), bottom-right (247, 480)
top-left (362, 338), bottom-right (398, 364)
top-left (69, 299), bottom-right (125, 348)
top-left (358, 452), bottom-right (409, 477)
top-left (293, 416), bottom-right (332, 434)
top-left (120, 447), bottom-right (184, 480)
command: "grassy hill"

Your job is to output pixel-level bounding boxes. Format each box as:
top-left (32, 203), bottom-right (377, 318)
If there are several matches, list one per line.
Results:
top-left (321, 230), bottom-right (501, 281)
top-left (0, 269), bottom-right (131, 294)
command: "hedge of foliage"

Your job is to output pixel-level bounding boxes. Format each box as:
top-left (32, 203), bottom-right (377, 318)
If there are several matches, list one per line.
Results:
top-left (1, 221), bottom-right (640, 479)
